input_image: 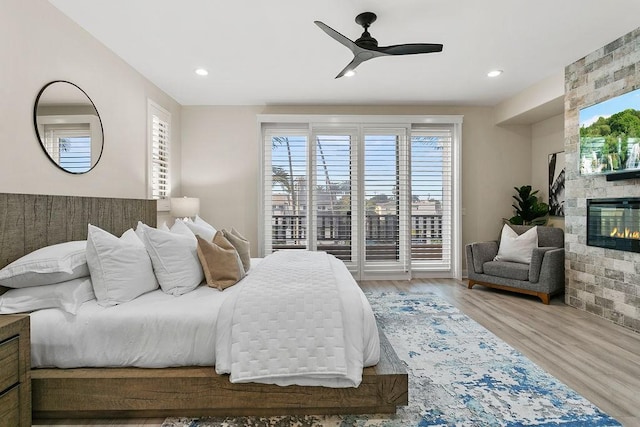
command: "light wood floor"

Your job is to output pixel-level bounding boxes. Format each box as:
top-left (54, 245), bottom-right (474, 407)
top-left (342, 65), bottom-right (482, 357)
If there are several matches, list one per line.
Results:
top-left (34, 279), bottom-right (640, 427)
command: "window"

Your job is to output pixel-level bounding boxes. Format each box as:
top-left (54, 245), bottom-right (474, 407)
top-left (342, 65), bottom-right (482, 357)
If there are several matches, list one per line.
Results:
top-left (411, 126), bottom-right (454, 273)
top-left (260, 115), bottom-right (462, 280)
top-left (42, 124), bottom-right (92, 173)
top-left (263, 129), bottom-right (309, 253)
top-left (362, 128), bottom-right (411, 277)
top-left (35, 113), bottom-right (101, 173)
top-left (148, 101), bottom-right (171, 206)
top-left (312, 130), bottom-right (357, 272)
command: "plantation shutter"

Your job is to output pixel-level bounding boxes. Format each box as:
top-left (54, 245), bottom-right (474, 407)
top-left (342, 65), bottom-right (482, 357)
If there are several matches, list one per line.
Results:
top-left (361, 129), bottom-right (411, 279)
top-left (259, 115), bottom-right (462, 279)
top-left (42, 124), bottom-right (92, 173)
top-left (311, 130), bottom-right (359, 274)
top-left (410, 125), bottom-right (454, 273)
top-left (150, 110), bottom-right (170, 200)
top-left (263, 128), bottom-right (309, 254)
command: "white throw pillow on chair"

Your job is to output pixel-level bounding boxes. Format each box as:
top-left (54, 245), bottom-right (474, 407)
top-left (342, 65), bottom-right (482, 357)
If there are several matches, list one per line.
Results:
top-left (494, 224), bottom-right (538, 264)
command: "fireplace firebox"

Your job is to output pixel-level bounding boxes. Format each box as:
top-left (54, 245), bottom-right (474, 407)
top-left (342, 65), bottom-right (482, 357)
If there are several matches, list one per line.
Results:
top-left (587, 198), bottom-right (640, 253)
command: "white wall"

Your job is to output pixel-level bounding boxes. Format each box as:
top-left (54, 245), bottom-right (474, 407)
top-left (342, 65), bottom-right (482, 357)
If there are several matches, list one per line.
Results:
top-left (181, 105), bottom-right (532, 258)
top-left (0, 0), bottom-right (182, 200)
top-left (493, 72), bottom-right (564, 125)
top-left (531, 114), bottom-right (565, 229)
top-left (180, 106), bottom-right (262, 236)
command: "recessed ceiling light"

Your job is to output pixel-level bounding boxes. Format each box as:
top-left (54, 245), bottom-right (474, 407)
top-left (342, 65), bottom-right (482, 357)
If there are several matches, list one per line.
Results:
top-left (195, 68), bottom-right (209, 76)
top-left (487, 69), bottom-right (503, 78)
top-left (344, 70), bottom-right (356, 77)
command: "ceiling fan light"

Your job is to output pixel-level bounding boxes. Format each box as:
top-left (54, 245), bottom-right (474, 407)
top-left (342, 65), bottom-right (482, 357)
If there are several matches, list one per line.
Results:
top-left (344, 70), bottom-right (356, 77)
top-left (195, 68), bottom-right (209, 76)
top-left (487, 69), bottom-right (503, 78)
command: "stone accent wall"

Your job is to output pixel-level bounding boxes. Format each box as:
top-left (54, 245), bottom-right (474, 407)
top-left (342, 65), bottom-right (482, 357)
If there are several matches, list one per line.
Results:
top-left (564, 28), bottom-right (640, 332)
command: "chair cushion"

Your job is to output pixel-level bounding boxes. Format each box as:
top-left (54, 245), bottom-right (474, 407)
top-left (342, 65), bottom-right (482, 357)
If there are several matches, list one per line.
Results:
top-left (483, 261), bottom-right (530, 281)
top-left (470, 241), bottom-right (498, 273)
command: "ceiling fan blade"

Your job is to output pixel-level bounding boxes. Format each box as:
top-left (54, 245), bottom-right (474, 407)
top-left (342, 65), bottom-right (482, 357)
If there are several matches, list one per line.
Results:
top-left (314, 21), bottom-right (358, 53)
top-left (335, 56), bottom-right (365, 79)
top-left (377, 43), bottom-right (443, 56)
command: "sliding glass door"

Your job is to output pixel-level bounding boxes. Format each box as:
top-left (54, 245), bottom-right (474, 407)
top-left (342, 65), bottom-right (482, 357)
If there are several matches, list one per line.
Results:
top-left (261, 117), bottom-right (461, 280)
top-left (263, 130), bottom-right (308, 253)
top-left (410, 126), bottom-right (454, 274)
top-left (312, 131), bottom-right (358, 272)
top-left (361, 129), bottom-right (410, 279)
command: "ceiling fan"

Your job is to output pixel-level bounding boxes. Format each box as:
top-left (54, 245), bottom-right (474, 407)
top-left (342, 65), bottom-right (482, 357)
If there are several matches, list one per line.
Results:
top-left (314, 12), bottom-right (443, 78)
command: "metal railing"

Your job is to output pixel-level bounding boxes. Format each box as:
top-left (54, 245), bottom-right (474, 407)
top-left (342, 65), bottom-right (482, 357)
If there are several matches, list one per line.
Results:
top-left (272, 213), bottom-right (443, 260)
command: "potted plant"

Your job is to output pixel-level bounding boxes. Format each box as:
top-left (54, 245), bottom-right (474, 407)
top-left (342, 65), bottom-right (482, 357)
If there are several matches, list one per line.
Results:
top-left (508, 185), bottom-right (549, 226)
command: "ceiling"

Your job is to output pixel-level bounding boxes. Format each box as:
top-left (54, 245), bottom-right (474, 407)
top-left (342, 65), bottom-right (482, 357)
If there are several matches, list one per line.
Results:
top-left (49, 0), bottom-right (640, 107)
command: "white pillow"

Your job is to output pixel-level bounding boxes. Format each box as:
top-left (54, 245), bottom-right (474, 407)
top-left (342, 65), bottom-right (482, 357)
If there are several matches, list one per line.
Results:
top-left (193, 215), bottom-right (218, 237)
top-left (86, 224), bottom-right (158, 307)
top-left (170, 219), bottom-right (199, 240)
top-left (0, 241), bottom-right (89, 288)
top-left (177, 219), bottom-right (217, 241)
top-left (138, 223), bottom-right (204, 296)
top-left (135, 221), bottom-right (175, 242)
top-left (0, 277), bottom-right (95, 314)
top-left (195, 215), bottom-right (217, 233)
top-left (494, 225), bottom-right (538, 264)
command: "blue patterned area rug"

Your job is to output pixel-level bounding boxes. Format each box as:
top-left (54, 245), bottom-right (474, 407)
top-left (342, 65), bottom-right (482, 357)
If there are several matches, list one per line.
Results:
top-left (162, 291), bottom-right (620, 427)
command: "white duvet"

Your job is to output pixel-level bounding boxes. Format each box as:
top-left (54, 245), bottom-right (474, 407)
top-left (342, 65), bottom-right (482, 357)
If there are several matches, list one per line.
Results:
top-left (216, 250), bottom-right (379, 387)
top-left (30, 253), bottom-right (380, 388)
top-left (30, 284), bottom-right (236, 368)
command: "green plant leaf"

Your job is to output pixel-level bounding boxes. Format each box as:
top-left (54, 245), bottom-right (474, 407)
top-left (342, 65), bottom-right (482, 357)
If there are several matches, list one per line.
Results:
top-left (509, 216), bottom-right (524, 225)
top-left (509, 185), bottom-right (549, 225)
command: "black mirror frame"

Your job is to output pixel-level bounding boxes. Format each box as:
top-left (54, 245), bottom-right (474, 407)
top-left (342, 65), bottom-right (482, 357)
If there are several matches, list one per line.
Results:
top-left (33, 80), bottom-right (104, 175)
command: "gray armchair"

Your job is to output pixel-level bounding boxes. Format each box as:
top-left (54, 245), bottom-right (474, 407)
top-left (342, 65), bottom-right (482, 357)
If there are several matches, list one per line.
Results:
top-left (465, 225), bottom-right (564, 304)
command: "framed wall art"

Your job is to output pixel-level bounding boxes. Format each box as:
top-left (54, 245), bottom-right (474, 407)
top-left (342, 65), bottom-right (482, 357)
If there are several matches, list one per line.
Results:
top-left (549, 151), bottom-right (565, 217)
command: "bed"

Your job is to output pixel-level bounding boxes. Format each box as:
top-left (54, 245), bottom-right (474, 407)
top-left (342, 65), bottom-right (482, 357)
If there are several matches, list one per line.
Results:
top-left (0, 192), bottom-right (408, 419)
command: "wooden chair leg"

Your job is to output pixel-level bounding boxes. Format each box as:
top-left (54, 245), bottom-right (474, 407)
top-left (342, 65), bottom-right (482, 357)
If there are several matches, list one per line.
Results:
top-left (538, 293), bottom-right (550, 304)
top-left (467, 280), bottom-right (476, 289)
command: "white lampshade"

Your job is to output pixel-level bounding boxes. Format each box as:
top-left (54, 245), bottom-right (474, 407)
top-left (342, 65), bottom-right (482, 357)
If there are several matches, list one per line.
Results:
top-left (170, 197), bottom-right (200, 219)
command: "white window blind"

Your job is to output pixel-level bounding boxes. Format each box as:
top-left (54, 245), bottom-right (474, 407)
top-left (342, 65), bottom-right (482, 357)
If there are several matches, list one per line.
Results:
top-left (312, 131), bottom-right (358, 273)
top-left (362, 129), bottom-right (411, 278)
top-left (42, 124), bottom-right (91, 173)
top-left (411, 126), bottom-right (453, 272)
top-left (259, 115), bottom-right (462, 280)
top-left (149, 102), bottom-right (171, 201)
top-left (263, 129), bottom-right (309, 254)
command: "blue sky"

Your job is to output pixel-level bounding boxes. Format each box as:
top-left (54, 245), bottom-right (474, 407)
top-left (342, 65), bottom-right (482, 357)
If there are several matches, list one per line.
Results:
top-left (580, 87), bottom-right (640, 127)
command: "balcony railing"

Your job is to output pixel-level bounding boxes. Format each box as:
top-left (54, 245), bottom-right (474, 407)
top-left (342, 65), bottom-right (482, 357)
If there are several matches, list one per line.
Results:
top-left (272, 213), bottom-right (443, 261)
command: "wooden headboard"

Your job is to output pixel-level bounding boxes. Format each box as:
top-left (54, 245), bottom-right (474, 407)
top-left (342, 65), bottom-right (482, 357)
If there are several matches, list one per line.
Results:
top-left (0, 193), bottom-right (157, 269)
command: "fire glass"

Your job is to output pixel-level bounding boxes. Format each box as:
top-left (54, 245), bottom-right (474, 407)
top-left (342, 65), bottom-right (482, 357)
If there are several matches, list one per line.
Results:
top-left (587, 198), bottom-right (640, 253)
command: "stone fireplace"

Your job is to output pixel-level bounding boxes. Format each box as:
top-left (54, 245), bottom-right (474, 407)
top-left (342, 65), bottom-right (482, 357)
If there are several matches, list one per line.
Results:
top-left (565, 28), bottom-right (640, 333)
top-left (587, 198), bottom-right (640, 253)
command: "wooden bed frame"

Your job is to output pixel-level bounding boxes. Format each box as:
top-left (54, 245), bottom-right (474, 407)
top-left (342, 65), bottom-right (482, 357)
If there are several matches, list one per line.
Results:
top-left (0, 193), bottom-right (408, 419)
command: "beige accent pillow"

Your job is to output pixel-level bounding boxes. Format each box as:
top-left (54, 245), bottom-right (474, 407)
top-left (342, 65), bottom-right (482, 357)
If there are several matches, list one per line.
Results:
top-left (222, 228), bottom-right (251, 272)
top-left (196, 233), bottom-right (245, 290)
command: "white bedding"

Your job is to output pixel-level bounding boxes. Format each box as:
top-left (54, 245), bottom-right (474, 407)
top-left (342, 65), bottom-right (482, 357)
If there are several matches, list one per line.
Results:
top-left (29, 254), bottom-right (380, 387)
top-left (30, 284), bottom-right (236, 368)
top-left (216, 250), bottom-right (380, 387)
top-left (30, 258), bottom-right (265, 368)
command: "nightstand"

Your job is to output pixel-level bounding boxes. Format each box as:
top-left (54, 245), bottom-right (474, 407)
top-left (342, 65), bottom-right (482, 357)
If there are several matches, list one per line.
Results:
top-left (0, 315), bottom-right (30, 427)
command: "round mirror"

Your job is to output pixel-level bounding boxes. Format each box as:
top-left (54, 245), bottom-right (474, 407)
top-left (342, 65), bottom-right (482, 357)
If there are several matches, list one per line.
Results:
top-left (33, 81), bottom-right (103, 174)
